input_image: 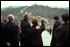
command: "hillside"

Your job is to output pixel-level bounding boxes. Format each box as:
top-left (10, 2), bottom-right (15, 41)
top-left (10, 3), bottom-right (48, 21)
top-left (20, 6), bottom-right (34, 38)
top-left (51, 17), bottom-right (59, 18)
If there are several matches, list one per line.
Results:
top-left (1, 4), bottom-right (69, 29)
top-left (1, 4), bottom-right (69, 18)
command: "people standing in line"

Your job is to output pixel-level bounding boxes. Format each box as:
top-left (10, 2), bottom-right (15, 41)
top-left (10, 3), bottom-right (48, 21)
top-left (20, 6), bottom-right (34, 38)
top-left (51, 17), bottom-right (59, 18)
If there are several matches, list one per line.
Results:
top-left (1, 14), bottom-right (19, 46)
top-left (51, 16), bottom-right (61, 46)
top-left (20, 14), bottom-right (32, 46)
top-left (54, 14), bottom-right (69, 46)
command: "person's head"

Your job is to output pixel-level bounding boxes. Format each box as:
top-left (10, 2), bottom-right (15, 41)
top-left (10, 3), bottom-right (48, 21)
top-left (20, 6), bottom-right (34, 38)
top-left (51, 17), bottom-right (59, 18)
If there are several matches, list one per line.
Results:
top-left (23, 14), bottom-right (28, 21)
top-left (3, 19), bottom-right (7, 23)
top-left (8, 14), bottom-right (15, 22)
top-left (41, 20), bottom-right (44, 25)
top-left (61, 14), bottom-right (69, 23)
top-left (32, 18), bottom-right (38, 25)
top-left (53, 16), bottom-right (59, 22)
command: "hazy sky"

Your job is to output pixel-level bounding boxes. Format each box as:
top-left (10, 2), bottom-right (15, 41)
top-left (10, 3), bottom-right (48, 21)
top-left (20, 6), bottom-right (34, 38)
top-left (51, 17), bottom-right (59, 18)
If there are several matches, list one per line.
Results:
top-left (1, 1), bottom-right (69, 8)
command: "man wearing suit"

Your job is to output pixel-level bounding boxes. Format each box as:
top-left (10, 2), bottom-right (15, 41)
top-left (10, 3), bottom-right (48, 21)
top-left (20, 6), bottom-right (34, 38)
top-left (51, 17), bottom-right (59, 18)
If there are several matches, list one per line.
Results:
top-left (51, 16), bottom-right (61, 46)
top-left (2, 14), bottom-right (19, 46)
top-left (20, 14), bottom-right (32, 46)
top-left (54, 14), bottom-right (69, 46)
top-left (0, 16), bottom-right (4, 46)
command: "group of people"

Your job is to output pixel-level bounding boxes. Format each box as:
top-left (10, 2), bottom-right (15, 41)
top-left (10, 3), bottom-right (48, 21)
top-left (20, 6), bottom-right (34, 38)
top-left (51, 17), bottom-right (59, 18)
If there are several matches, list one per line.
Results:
top-left (51, 14), bottom-right (69, 46)
top-left (1, 14), bottom-right (45, 46)
top-left (1, 13), bottom-right (69, 46)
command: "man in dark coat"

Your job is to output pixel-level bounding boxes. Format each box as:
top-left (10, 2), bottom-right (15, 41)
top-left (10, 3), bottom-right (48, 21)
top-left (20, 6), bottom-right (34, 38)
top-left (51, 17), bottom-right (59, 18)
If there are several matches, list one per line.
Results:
top-left (51, 16), bottom-right (61, 46)
top-left (1, 22), bottom-right (5, 46)
top-left (0, 16), bottom-right (5, 46)
top-left (0, 16), bottom-right (7, 46)
top-left (54, 14), bottom-right (69, 46)
top-left (1, 14), bottom-right (19, 46)
top-left (20, 14), bottom-right (32, 46)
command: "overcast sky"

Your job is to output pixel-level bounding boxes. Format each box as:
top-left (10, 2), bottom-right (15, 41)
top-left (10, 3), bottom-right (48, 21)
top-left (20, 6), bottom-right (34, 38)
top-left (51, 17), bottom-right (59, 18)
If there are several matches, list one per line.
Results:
top-left (1, 1), bottom-right (69, 8)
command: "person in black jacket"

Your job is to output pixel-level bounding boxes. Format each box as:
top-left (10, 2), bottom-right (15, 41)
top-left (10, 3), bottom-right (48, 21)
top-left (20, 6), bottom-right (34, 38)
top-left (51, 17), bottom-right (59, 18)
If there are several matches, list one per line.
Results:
top-left (51, 16), bottom-right (61, 46)
top-left (40, 20), bottom-right (45, 31)
top-left (30, 18), bottom-right (45, 46)
top-left (0, 16), bottom-right (4, 46)
top-left (54, 14), bottom-right (69, 46)
top-left (20, 14), bottom-right (32, 46)
top-left (2, 14), bottom-right (19, 46)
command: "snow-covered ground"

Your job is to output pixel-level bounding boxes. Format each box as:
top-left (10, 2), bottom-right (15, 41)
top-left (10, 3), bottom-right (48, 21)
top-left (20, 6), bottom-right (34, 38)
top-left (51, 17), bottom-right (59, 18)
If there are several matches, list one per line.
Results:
top-left (19, 30), bottom-right (52, 46)
top-left (41, 31), bottom-right (52, 46)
